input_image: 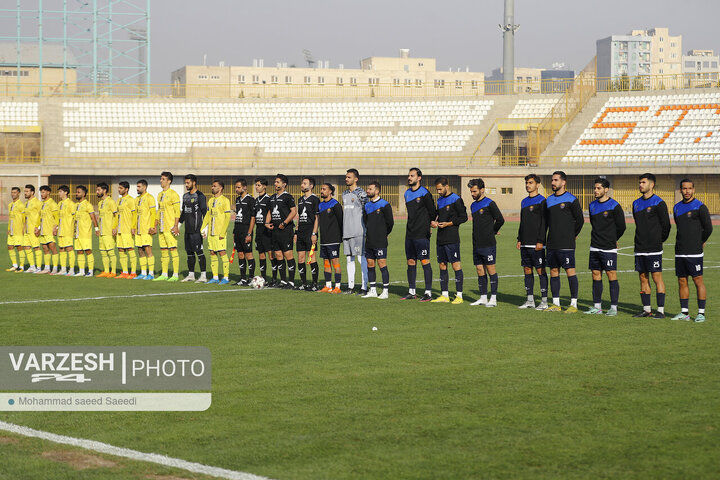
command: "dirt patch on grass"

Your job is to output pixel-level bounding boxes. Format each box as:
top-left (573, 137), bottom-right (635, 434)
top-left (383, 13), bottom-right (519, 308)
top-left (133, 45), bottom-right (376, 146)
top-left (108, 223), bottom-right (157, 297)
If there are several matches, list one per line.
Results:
top-left (0, 436), bottom-right (19, 444)
top-left (41, 450), bottom-right (118, 470)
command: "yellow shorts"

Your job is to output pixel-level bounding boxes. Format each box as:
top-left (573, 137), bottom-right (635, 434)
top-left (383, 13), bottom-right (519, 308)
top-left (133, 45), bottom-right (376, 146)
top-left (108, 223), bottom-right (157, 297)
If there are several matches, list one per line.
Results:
top-left (207, 235), bottom-right (227, 253)
top-left (39, 234), bottom-right (56, 245)
top-left (135, 233), bottom-right (153, 248)
top-left (74, 237), bottom-right (93, 251)
top-left (99, 235), bottom-right (116, 251)
top-left (23, 233), bottom-right (40, 249)
top-left (7, 234), bottom-right (24, 247)
top-left (117, 233), bottom-right (134, 249)
top-left (158, 231), bottom-right (178, 249)
top-left (58, 235), bottom-right (73, 249)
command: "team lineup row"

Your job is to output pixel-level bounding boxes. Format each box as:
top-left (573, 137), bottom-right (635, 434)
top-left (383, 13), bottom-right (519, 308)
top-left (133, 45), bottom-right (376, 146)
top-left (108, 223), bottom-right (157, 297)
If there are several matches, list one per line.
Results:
top-left (5, 169), bottom-right (713, 321)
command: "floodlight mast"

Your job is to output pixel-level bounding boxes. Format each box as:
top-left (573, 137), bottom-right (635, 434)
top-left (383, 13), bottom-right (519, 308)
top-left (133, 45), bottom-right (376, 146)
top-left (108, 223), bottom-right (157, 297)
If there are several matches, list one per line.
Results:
top-left (499, 0), bottom-right (519, 94)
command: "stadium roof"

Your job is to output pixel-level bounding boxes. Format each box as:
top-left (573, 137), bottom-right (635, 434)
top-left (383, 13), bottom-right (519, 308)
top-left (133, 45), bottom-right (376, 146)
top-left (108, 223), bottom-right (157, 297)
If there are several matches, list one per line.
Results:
top-left (0, 43), bottom-right (78, 67)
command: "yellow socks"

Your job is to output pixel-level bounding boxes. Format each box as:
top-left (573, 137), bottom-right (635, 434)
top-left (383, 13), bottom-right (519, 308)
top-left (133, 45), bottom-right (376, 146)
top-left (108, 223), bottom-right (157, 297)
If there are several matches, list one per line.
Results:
top-left (19, 249), bottom-right (26, 268)
top-left (161, 249), bottom-right (169, 276)
top-left (78, 254), bottom-right (86, 272)
top-left (87, 253), bottom-right (94, 273)
top-left (211, 254), bottom-right (219, 278)
top-left (101, 250), bottom-right (109, 272)
top-left (44, 253), bottom-right (51, 269)
top-left (59, 251), bottom-right (67, 269)
top-left (108, 250), bottom-right (117, 274)
top-left (119, 251), bottom-right (128, 273)
top-left (139, 256), bottom-right (148, 275)
top-left (68, 250), bottom-right (75, 270)
top-left (52, 253), bottom-right (58, 268)
top-left (170, 249), bottom-right (179, 276)
top-left (129, 250), bottom-right (137, 273)
top-left (34, 249), bottom-right (42, 267)
top-left (27, 249), bottom-right (35, 268)
top-left (9, 249), bottom-right (17, 266)
top-left (220, 252), bottom-right (229, 278)
top-left (147, 255), bottom-right (155, 276)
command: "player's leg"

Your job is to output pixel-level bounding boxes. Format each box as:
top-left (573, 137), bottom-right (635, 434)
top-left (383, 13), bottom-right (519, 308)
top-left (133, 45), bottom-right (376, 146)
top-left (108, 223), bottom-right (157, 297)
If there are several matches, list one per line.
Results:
top-left (403, 236), bottom-right (418, 299)
top-left (605, 269), bottom-right (619, 315)
top-left (586, 269), bottom-right (603, 314)
top-left (127, 243), bottom-right (137, 278)
top-left (419, 238), bottom-right (433, 301)
top-left (275, 250), bottom-right (287, 286)
top-left (320, 252), bottom-right (333, 292)
top-left (692, 274), bottom-right (706, 322)
top-left (431, 258), bottom-right (450, 302)
top-left (136, 243), bottom-right (148, 279)
top-left (673, 275), bottom-right (691, 321)
top-left (24, 244), bottom-right (36, 272)
top-left (167, 246), bottom-right (179, 281)
top-left (451, 261), bottom-right (464, 304)
top-left (219, 247), bottom-right (230, 284)
top-left (245, 251), bottom-right (255, 283)
top-left (345, 254), bottom-right (356, 292)
top-left (485, 263), bottom-right (497, 307)
top-left (39, 243), bottom-right (51, 273)
top-left (84, 249), bottom-right (94, 277)
top-left (297, 250), bottom-right (307, 287)
top-left (331, 257), bottom-right (342, 293)
top-left (363, 256), bottom-right (377, 298)
top-left (57, 246), bottom-right (68, 275)
top-left (377, 257), bottom-right (389, 299)
top-left (67, 246), bottom-right (75, 276)
top-left (521, 257), bottom-right (535, 307)
top-left (258, 252), bottom-right (267, 281)
top-left (99, 240), bottom-right (111, 276)
top-left (145, 245), bottom-right (155, 279)
top-left (49, 241), bottom-right (59, 274)
top-left (471, 263), bottom-right (488, 306)
top-left (651, 270), bottom-right (666, 318)
top-left (360, 250), bottom-right (368, 293)
top-left (208, 250), bottom-right (219, 283)
top-left (158, 245), bottom-right (170, 280)
top-left (563, 249), bottom-right (579, 312)
top-left (6, 244), bottom-right (18, 271)
top-left (309, 249), bottom-right (319, 291)
top-left (73, 239), bottom-right (85, 276)
top-left (235, 251), bottom-right (246, 285)
top-left (283, 248), bottom-right (296, 288)
top-left (634, 269), bottom-right (653, 316)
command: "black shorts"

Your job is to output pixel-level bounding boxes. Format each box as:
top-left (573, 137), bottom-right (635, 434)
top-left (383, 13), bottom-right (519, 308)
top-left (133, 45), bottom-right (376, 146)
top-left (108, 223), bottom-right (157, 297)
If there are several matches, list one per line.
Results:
top-left (405, 237), bottom-right (430, 261)
top-left (473, 246), bottom-right (497, 266)
top-left (271, 227), bottom-right (294, 252)
top-left (520, 246), bottom-right (545, 269)
top-left (320, 244), bottom-right (340, 259)
top-left (233, 228), bottom-right (253, 254)
top-left (547, 249), bottom-right (575, 269)
top-left (675, 256), bottom-right (703, 277)
top-left (437, 243), bottom-right (461, 264)
top-left (184, 233), bottom-right (204, 254)
top-left (365, 246), bottom-right (388, 260)
top-left (255, 226), bottom-right (272, 253)
top-left (589, 250), bottom-right (617, 272)
top-left (635, 254), bottom-right (662, 273)
top-left (296, 231), bottom-right (314, 252)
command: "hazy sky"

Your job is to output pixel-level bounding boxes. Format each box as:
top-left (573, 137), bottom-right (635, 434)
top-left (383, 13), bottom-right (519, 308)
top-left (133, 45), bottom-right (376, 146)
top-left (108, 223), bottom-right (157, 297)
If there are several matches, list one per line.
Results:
top-left (151, 0), bottom-right (719, 82)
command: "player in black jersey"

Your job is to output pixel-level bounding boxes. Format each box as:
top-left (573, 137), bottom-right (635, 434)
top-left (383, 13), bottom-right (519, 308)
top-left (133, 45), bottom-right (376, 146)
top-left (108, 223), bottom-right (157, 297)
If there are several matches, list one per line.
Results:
top-left (516, 174), bottom-right (548, 310)
top-left (233, 178), bottom-right (256, 286)
top-left (585, 178), bottom-right (626, 316)
top-left (362, 181), bottom-right (394, 299)
top-left (253, 178), bottom-right (273, 283)
top-left (295, 176), bottom-right (320, 291)
top-left (180, 174), bottom-right (207, 283)
top-left (467, 178), bottom-right (504, 307)
top-left (671, 179), bottom-right (713, 322)
top-left (632, 173), bottom-right (671, 318)
top-left (266, 174), bottom-right (297, 288)
top-left (430, 177), bottom-right (467, 304)
top-left (317, 183), bottom-right (344, 293)
top-left (402, 168), bottom-right (437, 302)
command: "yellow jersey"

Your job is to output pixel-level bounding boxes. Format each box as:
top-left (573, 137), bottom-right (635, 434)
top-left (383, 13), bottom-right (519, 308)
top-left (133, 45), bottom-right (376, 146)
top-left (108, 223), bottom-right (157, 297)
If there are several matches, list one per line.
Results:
top-left (97, 196), bottom-right (118, 236)
top-left (24, 197), bottom-right (42, 234)
top-left (136, 192), bottom-right (156, 235)
top-left (74, 199), bottom-right (95, 239)
top-left (8, 198), bottom-right (25, 236)
top-left (57, 199), bottom-right (76, 237)
top-left (157, 188), bottom-right (181, 233)
top-left (117, 195), bottom-right (137, 235)
top-left (201, 195), bottom-right (232, 236)
top-left (39, 198), bottom-right (59, 236)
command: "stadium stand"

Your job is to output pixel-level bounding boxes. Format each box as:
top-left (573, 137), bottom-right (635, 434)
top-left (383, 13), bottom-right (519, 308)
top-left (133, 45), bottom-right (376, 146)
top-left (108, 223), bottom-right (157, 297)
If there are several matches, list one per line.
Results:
top-left (0, 101), bottom-right (39, 127)
top-left (508, 97), bottom-right (560, 119)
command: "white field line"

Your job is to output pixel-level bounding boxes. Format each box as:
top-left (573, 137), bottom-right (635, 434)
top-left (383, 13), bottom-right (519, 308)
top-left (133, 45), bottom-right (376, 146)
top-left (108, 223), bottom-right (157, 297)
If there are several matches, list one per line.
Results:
top-left (0, 287), bottom-right (260, 305)
top-left (0, 420), bottom-right (271, 480)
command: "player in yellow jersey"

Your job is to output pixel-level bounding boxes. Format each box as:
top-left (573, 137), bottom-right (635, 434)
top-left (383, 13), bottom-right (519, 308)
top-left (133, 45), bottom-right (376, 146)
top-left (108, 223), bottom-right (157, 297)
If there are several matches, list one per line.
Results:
top-left (36, 185), bottom-right (59, 274)
top-left (133, 179), bottom-right (157, 280)
top-left (154, 171), bottom-right (182, 282)
top-left (54, 185), bottom-right (76, 276)
top-left (201, 180), bottom-right (232, 284)
top-left (95, 182), bottom-right (118, 278)
top-left (6, 186), bottom-right (25, 272)
top-left (115, 181), bottom-right (138, 279)
top-left (73, 185), bottom-right (98, 277)
top-left (22, 184), bottom-right (43, 274)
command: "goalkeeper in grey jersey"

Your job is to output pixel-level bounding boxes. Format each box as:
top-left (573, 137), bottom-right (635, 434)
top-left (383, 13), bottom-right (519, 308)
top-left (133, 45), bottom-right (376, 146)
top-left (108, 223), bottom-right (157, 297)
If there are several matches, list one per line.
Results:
top-left (342, 168), bottom-right (369, 294)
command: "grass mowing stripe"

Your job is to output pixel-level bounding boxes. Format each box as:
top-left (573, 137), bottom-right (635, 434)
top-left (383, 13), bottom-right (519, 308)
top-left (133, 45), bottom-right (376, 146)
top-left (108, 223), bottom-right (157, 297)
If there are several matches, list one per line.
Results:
top-left (0, 420), bottom-right (272, 480)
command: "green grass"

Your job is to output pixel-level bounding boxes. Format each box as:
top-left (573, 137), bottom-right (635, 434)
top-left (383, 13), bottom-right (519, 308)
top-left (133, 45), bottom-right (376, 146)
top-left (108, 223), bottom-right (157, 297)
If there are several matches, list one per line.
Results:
top-left (1, 221), bottom-right (719, 479)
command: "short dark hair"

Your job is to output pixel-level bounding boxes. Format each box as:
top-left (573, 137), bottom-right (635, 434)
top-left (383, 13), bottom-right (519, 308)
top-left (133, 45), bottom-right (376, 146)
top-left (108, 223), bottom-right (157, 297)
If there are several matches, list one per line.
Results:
top-left (434, 177), bottom-right (449, 186)
top-left (39, 185), bottom-right (51, 192)
top-left (213, 180), bottom-right (225, 190)
top-left (524, 173), bottom-right (541, 184)
top-left (137, 179), bottom-right (148, 187)
top-left (119, 181), bottom-right (130, 189)
top-left (323, 183), bottom-right (335, 195)
top-left (639, 173), bottom-right (656, 184)
top-left (302, 176), bottom-right (316, 188)
top-left (11, 186), bottom-right (20, 192)
top-left (679, 178), bottom-right (694, 188)
top-left (184, 174), bottom-right (197, 183)
top-left (346, 168), bottom-right (359, 179)
top-left (58, 185), bottom-right (69, 194)
top-left (161, 171), bottom-right (174, 182)
top-left (96, 182), bottom-right (109, 192)
top-left (235, 178), bottom-right (247, 188)
top-left (467, 178), bottom-right (485, 189)
top-left (76, 185), bottom-right (88, 195)
top-left (368, 181), bottom-right (381, 192)
top-left (409, 167), bottom-right (423, 178)
top-left (552, 171), bottom-right (567, 181)
top-left (25, 184), bottom-right (35, 193)
top-left (275, 173), bottom-right (289, 185)
top-left (594, 177), bottom-right (610, 189)
top-left (254, 177), bottom-right (268, 186)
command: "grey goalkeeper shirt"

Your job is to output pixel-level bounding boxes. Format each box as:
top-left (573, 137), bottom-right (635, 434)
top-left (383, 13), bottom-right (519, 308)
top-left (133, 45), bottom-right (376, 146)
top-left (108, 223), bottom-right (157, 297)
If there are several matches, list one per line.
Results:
top-left (342, 187), bottom-right (367, 239)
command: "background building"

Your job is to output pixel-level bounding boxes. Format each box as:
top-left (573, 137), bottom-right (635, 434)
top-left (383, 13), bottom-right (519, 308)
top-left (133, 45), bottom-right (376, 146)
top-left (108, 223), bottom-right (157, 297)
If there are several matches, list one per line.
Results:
top-left (683, 49), bottom-right (720, 87)
top-left (486, 67), bottom-right (544, 94)
top-left (596, 34), bottom-right (651, 79)
top-left (631, 28), bottom-right (682, 76)
top-left (0, 44), bottom-right (78, 94)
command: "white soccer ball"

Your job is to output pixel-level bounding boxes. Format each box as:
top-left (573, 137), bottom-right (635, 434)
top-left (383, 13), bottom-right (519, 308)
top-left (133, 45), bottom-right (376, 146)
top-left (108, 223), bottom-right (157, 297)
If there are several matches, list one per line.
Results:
top-left (250, 276), bottom-right (265, 289)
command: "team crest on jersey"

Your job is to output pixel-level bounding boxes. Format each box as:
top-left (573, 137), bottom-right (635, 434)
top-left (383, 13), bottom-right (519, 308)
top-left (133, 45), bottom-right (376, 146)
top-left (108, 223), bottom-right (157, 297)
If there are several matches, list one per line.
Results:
top-left (191, 199), bottom-right (195, 203)
top-left (687, 211), bottom-right (692, 217)
top-left (415, 198), bottom-right (421, 203)
top-left (603, 211), bottom-right (609, 217)
top-left (376, 209), bottom-right (381, 214)
top-left (479, 208), bottom-right (484, 214)
top-left (646, 207), bottom-right (652, 212)
top-left (560, 203), bottom-right (566, 209)
top-left (529, 205), bottom-right (534, 211)
top-left (445, 205), bottom-right (451, 210)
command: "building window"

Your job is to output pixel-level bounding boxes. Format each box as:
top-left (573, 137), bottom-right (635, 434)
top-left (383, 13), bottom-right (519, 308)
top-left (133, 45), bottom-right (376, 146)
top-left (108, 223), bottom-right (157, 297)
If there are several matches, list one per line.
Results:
top-left (285, 75), bottom-right (292, 84)
top-left (415, 79), bottom-right (422, 87)
top-left (703, 61), bottom-right (710, 68)
top-left (488, 187), bottom-right (497, 195)
top-left (369, 78), bottom-right (379, 85)
top-left (671, 42), bottom-right (676, 47)
top-left (434, 79), bottom-right (445, 88)
top-left (0, 70), bottom-right (29, 76)
top-left (210, 75), bottom-right (220, 80)
top-left (659, 47), bottom-right (664, 53)
top-left (336, 77), bottom-right (343, 85)
top-left (350, 77), bottom-right (357, 86)
top-left (516, 76), bottom-right (523, 82)
top-left (238, 75), bottom-right (245, 83)
top-left (471, 80), bottom-right (478, 89)
top-left (418, 63), bottom-right (424, 67)
top-left (501, 187), bottom-right (513, 195)
top-left (659, 58), bottom-right (664, 63)
top-left (455, 80), bottom-right (463, 89)
top-left (198, 75), bottom-right (208, 80)
top-left (318, 76), bottom-right (324, 85)
top-left (252, 75), bottom-right (259, 84)
top-left (404, 79), bottom-right (412, 86)
top-left (304, 76), bottom-right (311, 84)
top-left (659, 69), bottom-right (664, 74)
top-left (393, 78), bottom-right (400, 86)
top-left (271, 75), bottom-right (278, 84)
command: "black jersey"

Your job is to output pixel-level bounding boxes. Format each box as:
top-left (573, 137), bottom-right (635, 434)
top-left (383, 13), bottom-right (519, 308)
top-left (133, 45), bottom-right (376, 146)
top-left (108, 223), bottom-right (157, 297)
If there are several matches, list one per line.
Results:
top-left (517, 194), bottom-right (546, 246)
top-left (363, 198), bottom-right (394, 249)
top-left (254, 193), bottom-right (271, 229)
top-left (545, 191), bottom-right (584, 250)
top-left (179, 190), bottom-right (207, 234)
top-left (297, 193), bottom-right (320, 233)
top-left (588, 198), bottom-right (626, 251)
top-left (404, 186), bottom-right (437, 240)
top-left (269, 191), bottom-right (295, 228)
top-left (673, 198), bottom-right (713, 256)
top-left (233, 194), bottom-right (256, 232)
top-left (470, 197), bottom-right (505, 248)
top-left (318, 198), bottom-right (343, 245)
top-left (632, 194), bottom-right (670, 253)
top-left (435, 193), bottom-right (468, 245)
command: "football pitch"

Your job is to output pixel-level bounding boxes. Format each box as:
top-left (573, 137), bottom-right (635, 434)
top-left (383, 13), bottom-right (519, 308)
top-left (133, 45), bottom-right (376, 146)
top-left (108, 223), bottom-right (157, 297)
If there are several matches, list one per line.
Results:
top-left (1, 220), bottom-right (719, 479)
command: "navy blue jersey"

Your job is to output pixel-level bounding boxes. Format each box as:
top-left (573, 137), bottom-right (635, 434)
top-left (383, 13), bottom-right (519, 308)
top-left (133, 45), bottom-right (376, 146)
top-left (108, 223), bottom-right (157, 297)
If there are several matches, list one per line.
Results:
top-left (673, 198), bottom-right (712, 256)
top-left (632, 194), bottom-right (670, 253)
top-left (588, 198), bottom-right (626, 251)
top-left (545, 191), bottom-right (584, 250)
top-left (436, 193), bottom-right (468, 245)
top-left (363, 198), bottom-right (394, 249)
top-left (470, 197), bottom-right (504, 248)
top-left (517, 194), bottom-right (546, 246)
top-left (318, 198), bottom-right (343, 245)
top-left (404, 186), bottom-right (437, 240)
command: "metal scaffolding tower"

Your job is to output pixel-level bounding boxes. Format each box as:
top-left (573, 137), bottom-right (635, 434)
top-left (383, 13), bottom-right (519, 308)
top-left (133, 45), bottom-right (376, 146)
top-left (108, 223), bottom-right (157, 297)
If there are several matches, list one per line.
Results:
top-left (0, 0), bottom-right (150, 95)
